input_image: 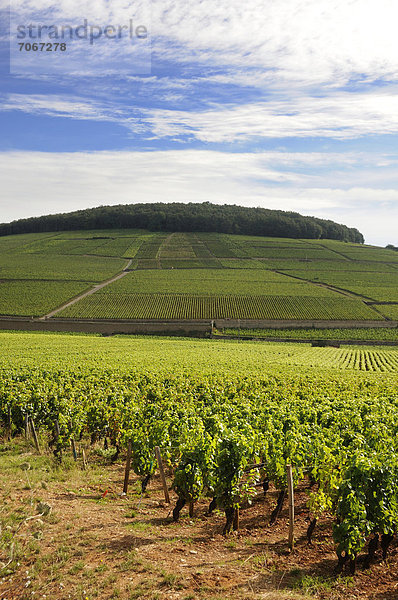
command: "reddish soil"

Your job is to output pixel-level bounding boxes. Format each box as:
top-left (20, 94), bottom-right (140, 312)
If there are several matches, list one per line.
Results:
top-left (1, 456), bottom-right (397, 600)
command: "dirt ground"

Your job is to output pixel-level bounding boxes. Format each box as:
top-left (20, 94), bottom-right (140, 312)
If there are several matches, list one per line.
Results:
top-left (1, 441), bottom-right (397, 600)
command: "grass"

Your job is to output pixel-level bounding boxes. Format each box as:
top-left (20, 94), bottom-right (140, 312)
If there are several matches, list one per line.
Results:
top-left (68, 560), bottom-right (86, 574)
top-left (164, 535), bottom-right (194, 545)
top-left (290, 571), bottom-right (343, 595)
top-left (126, 521), bottom-right (151, 531)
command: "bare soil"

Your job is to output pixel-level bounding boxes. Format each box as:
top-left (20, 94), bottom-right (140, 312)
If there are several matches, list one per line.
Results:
top-left (1, 443), bottom-right (397, 600)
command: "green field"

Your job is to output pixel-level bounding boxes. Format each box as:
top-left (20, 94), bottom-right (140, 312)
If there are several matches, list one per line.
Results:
top-left (58, 293), bottom-right (380, 320)
top-left (217, 326), bottom-right (398, 342)
top-left (0, 253), bottom-right (125, 281)
top-left (0, 330), bottom-right (398, 373)
top-left (378, 305), bottom-right (398, 320)
top-left (281, 269), bottom-right (398, 301)
top-left (0, 281), bottom-right (92, 316)
top-left (89, 269), bottom-right (342, 296)
top-left (0, 230), bottom-right (397, 321)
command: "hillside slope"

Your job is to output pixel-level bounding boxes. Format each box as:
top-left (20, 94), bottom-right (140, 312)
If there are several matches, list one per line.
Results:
top-left (0, 230), bottom-right (397, 322)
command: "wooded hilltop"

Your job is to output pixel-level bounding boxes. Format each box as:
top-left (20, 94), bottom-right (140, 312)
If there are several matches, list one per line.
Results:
top-left (0, 202), bottom-right (364, 243)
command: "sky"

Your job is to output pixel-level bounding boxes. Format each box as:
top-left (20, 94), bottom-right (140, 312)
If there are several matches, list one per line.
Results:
top-left (1, 0), bottom-right (398, 246)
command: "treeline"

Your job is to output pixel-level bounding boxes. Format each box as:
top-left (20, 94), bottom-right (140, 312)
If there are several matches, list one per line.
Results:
top-left (0, 202), bottom-right (364, 242)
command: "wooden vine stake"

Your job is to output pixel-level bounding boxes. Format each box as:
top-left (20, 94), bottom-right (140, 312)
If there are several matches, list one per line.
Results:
top-left (71, 438), bottom-right (78, 461)
top-left (155, 446), bottom-right (170, 504)
top-left (6, 405), bottom-right (12, 441)
top-left (70, 421), bottom-right (77, 461)
top-left (287, 463), bottom-right (294, 551)
top-left (25, 414), bottom-right (30, 440)
top-left (82, 449), bottom-right (87, 471)
top-left (29, 417), bottom-right (41, 454)
top-left (123, 440), bottom-right (132, 494)
top-left (233, 507), bottom-right (239, 531)
top-left (54, 419), bottom-right (62, 462)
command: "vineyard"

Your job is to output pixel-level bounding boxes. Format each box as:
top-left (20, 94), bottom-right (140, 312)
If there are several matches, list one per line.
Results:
top-left (2, 331), bottom-right (398, 373)
top-left (377, 304), bottom-right (398, 320)
top-left (58, 293), bottom-right (381, 321)
top-left (2, 333), bottom-right (398, 599)
top-left (97, 268), bottom-right (337, 295)
top-left (2, 346), bottom-right (398, 573)
top-left (0, 229), bottom-right (397, 324)
top-left (217, 326), bottom-right (398, 342)
top-left (0, 280), bottom-right (91, 317)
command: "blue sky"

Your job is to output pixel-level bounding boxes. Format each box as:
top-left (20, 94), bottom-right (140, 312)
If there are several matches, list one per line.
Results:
top-left (1, 0), bottom-right (398, 245)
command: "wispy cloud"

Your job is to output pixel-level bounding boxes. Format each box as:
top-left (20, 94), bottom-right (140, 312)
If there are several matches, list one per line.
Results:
top-left (8, 0), bottom-right (398, 85)
top-left (151, 0), bottom-right (398, 87)
top-left (4, 89), bottom-right (398, 142)
top-left (9, 0), bottom-right (151, 76)
top-left (141, 91), bottom-right (398, 141)
top-left (1, 94), bottom-right (114, 120)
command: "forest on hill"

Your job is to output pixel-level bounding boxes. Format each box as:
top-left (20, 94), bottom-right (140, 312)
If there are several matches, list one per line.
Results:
top-left (0, 202), bottom-right (364, 243)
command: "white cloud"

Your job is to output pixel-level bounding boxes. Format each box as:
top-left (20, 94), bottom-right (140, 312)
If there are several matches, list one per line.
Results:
top-left (4, 89), bottom-right (398, 142)
top-left (1, 149), bottom-right (398, 245)
top-left (1, 94), bottom-right (114, 120)
top-left (141, 91), bottom-right (398, 141)
top-left (8, 0), bottom-right (151, 76)
top-left (7, 0), bottom-right (398, 85)
top-left (152, 0), bottom-right (398, 87)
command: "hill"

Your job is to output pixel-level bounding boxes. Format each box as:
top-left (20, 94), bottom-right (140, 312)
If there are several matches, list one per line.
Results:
top-left (0, 229), bottom-right (397, 326)
top-left (0, 202), bottom-right (364, 243)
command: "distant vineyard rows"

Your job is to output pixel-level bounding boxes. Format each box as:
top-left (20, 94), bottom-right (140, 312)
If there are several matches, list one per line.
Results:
top-left (58, 294), bottom-right (381, 321)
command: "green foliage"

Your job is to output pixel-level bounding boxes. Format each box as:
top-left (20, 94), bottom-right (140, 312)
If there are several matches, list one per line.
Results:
top-left (58, 293), bottom-right (380, 320)
top-left (0, 228), bottom-right (397, 319)
top-left (0, 281), bottom-right (92, 316)
top-left (93, 268), bottom-right (330, 295)
top-left (172, 423), bottom-right (215, 502)
top-left (0, 254), bottom-right (126, 282)
top-left (135, 234), bottom-right (168, 259)
top-left (333, 453), bottom-right (398, 558)
top-left (0, 202), bottom-right (365, 243)
top-left (378, 305), bottom-right (398, 320)
top-left (160, 259), bottom-right (222, 269)
top-left (215, 433), bottom-right (258, 509)
top-left (2, 332), bottom-right (398, 559)
top-left (219, 327), bottom-right (398, 342)
top-left (285, 269), bottom-right (398, 303)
